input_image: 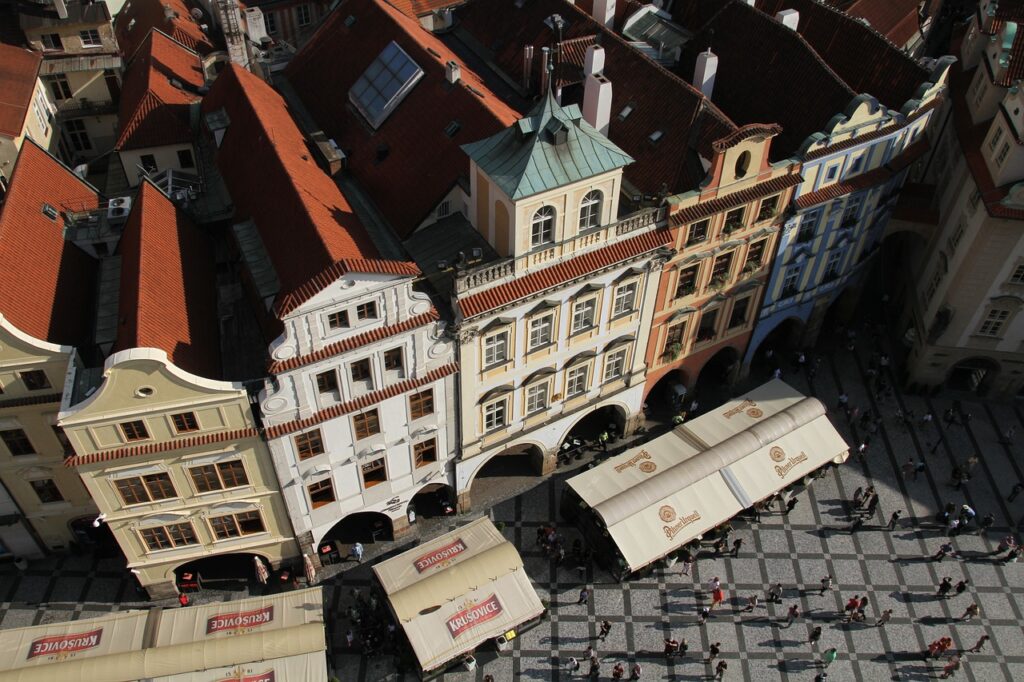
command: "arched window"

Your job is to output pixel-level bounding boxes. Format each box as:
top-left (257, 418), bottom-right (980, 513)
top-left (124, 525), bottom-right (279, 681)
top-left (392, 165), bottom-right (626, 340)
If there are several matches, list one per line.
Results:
top-left (578, 190), bottom-right (602, 231)
top-left (531, 206), bottom-right (556, 247)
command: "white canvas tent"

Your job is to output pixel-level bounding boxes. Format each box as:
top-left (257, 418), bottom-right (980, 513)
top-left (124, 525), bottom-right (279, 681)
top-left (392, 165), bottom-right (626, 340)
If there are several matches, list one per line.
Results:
top-left (565, 380), bottom-right (848, 573)
top-left (374, 517), bottom-right (544, 675)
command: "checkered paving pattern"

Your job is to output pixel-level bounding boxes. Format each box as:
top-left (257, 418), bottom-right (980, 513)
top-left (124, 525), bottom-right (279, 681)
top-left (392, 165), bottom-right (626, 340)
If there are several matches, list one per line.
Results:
top-left (3, 334), bottom-right (1023, 681)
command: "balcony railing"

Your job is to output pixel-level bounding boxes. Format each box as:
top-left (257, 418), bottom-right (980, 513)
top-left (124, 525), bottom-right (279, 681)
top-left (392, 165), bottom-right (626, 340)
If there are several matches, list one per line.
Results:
top-left (54, 97), bottom-right (117, 119)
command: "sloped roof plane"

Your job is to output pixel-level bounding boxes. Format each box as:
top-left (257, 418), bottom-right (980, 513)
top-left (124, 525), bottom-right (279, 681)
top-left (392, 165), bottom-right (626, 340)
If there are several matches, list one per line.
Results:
top-left (115, 0), bottom-right (217, 61)
top-left (0, 44), bottom-right (42, 138)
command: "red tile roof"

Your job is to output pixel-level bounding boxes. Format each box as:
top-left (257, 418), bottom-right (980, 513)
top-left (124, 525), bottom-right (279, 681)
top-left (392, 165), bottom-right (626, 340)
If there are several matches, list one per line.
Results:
top-left (115, 181), bottom-right (222, 378)
top-left (754, 0), bottom-right (929, 111)
top-left (115, 0), bottom-right (217, 61)
top-left (670, 172), bottom-right (803, 226)
top-left (459, 228), bottom-right (671, 319)
top-left (455, 0), bottom-right (738, 194)
top-left (115, 30), bottom-right (204, 150)
top-left (0, 44), bottom-right (41, 138)
top-left (0, 141), bottom-right (98, 346)
top-left (284, 0), bottom-right (521, 237)
top-left (385, 0), bottom-right (465, 18)
top-left (839, 0), bottom-right (922, 48)
top-left (65, 427), bottom-right (259, 467)
top-left (268, 308), bottom-right (439, 373)
top-left (264, 363), bottom-right (458, 438)
top-left (203, 64), bottom-right (420, 317)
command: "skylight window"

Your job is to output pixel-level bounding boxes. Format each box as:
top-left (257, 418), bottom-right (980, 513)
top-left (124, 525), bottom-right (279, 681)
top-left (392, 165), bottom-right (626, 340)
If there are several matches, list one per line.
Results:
top-left (648, 130), bottom-right (663, 144)
top-left (41, 203), bottom-right (58, 220)
top-left (617, 104), bottom-right (634, 121)
top-left (349, 41), bottom-right (424, 130)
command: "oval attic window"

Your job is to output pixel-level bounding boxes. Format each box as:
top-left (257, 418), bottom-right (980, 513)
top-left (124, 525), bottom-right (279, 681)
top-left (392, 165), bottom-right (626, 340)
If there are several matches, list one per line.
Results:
top-left (735, 151), bottom-right (751, 179)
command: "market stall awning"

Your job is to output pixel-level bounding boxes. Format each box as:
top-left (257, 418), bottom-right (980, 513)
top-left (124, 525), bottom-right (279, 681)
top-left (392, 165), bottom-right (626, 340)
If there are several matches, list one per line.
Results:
top-left (678, 378), bottom-right (807, 448)
top-left (374, 517), bottom-right (544, 674)
top-left (0, 610), bottom-right (148, 672)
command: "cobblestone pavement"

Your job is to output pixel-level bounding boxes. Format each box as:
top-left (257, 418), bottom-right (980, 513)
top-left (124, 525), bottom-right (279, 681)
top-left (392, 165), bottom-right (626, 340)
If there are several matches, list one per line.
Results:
top-left (2, 334), bottom-right (1023, 681)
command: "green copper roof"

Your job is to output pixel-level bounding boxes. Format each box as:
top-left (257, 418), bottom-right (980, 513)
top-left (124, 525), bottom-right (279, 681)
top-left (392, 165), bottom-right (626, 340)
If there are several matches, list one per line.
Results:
top-left (461, 91), bottom-right (634, 200)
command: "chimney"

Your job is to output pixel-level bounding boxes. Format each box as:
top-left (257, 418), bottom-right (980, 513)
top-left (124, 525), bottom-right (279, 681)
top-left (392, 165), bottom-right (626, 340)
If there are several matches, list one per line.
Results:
top-left (523, 45), bottom-right (534, 91)
top-left (539, 46), bottom-right (551, 94)
top-left (776, 9), bottom-right (800, 30)
top-left (593, 0), bottom-right (616, 28)
top-left (583, 73), bottom-right (613, 135)
top-left (163, 4), bottom-right (175, 20)
top-left (692, 49), bottom-right (718, 98)
top-left (53, 0), bottom-right (68, 19)
top-left (446, 60), bottom-right (461, 84)
top-left (584, 44), bottom-right (605, 77)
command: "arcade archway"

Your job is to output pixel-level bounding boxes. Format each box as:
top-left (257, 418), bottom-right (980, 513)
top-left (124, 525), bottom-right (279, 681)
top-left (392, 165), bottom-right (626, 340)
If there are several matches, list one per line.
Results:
top-left (946, 357), bottom-right (1000, 396)
top-left (694, 346), bottom-right (741, 407)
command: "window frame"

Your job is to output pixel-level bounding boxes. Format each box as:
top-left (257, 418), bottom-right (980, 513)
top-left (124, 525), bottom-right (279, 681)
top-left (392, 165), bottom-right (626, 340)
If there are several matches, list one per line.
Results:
top-left (113, 472), bottom-right (177, 505)
top-left (413, 437), bottom-right (438, 468)
top-left (674, 265), bottom-right (699, 299)
top-left (30, 478), bottom-right (63, 504)
top-left (662, 321), bottom-right (687, 358)
top-left (530, 205), bottom-right (556, 247)
top-left (602, 347), bottom-right (628, 383)
top-left (728, 297), bottom-right (751, 329)
top-left (327, 310), bottom-right (350, 330)
top-left (977, 309), bottom-right (1010, 337)
top-left (171, 412), bottom-right (199, 434)
top-left (0, 428), bottom-right (35, 456)
top-left (209, 510), bottom-right (265, 540)
top-left (296, 3), bottom-right (312, 26)
top-left (611, 280), bottom-right (638, 318)
top-left (360, 457), bottom-right (387, 488)
top-left (756, 195), bottom-right (779, 222)
top-left (356, 301), bottom-right (378, 320)
top-left (1010, 264), bottom-right (1024, 284)
top-left (139, 522), bottom-right (198, 551)
top-left (383, 348), bottom-right (404, 373)
top-left (40, 33), bottom-right (63, 50)
top-left (686, 219), bottom-right (709, 246)
top-left (317, 368), bottom-right (340, 394)
top-left (409, 389), bottom-right (434, 419)
top-left (744, 239), bottom-right (767, 271)
top-left (482, 329), bottom-right (510, 368)
top-left (578, 190), bottom-right (602, 231)
top-left (525, 380), bottom-right (550, 415)
top-left (120, 420), bottom-right (150, 442)
top-left (483, 397), bottom-right (509, 432)
top-left (307, 477), bottom-right (336, 509)
top-left (20, 370), bottom-right (51, 391)
top-left (79, 29), bottom-right (102, 47)
top-left (189, 460), bottom-right (249, 493)
top-left (570, 296), bottom-right (598, 335)
top-left (527, 312), bottom-right (555, 351)
top-left (565, 363), bottom-right (589, 398)
top-left (723, 206), bottom-right (746, 233)
top-left (352, 408), bottom-right (381, 440)
top-left (294, 429), bottom-right (325, 460)
top-left (696, 308), bottom-right (720, 342)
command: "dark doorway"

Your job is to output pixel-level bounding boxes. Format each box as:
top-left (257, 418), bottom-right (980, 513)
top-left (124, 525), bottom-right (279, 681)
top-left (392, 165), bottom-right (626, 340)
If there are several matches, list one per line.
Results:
top-left (68, 516), bottom-right (118, 556)
top-left (946, 358), bottom-right (999, 395)
top-left (175, 553), bottom-right (266, 593)
top-left (409, 483), bottom-right (456, 519)
top-left (694, 346), bottom-right (740, 407)
top-left (646, 370), bottom-right (689, 416)
top-left (320, 511), bottom-right (394, 545)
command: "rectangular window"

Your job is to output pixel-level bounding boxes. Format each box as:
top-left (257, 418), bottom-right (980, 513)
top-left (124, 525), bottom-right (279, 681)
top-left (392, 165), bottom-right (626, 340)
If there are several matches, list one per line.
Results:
top-left (63, 118), bottom-right (92, 152)
top-left (744, 239), bottom-right (766, 271)
top-left (978, 309), bottom-right (1010, 336)
top-left (711, 252), bottom-right (733, 284)
top-left (361, 457), bottom-right (387, 487)
top-left (114, 472), bottom-right (176, 504)
top-left (349, 359), bottom-right (372, 385)
top-left (612, 281), bottom-right (638, 317)
top-left (413, 438), bottom-right (437, 467)
top-left (989, 125), bottom-right (1004, 152)
top-left (728, 297), bottom-right (750, 328)
top-left (353, 409), bottom-right (381, 440)
top-left (409, 389), bottom-right (434, 419)
top-left (384, 348), bottom-right (404, 373)
top-left (663, 322), bottom-right (686, 357)
top-left (52, 425), bottom-right (73, 455)
top-left (697, 309), bottom-right (719, 342)
top-left (484, 399), bottom-right (508, 431)
top-left (297, 4), bottom-right (312, 25)
top-left (675, 266), bottom-right (698, 298)
top-left (190, 461), bottom-right (249, 492)
top-left (41, 33), bottom-right (63, 50)
top-left (948, 220), bottom-right (966, 253)
top-left (20, 370), bottom-right (51, 391)
top-left (80, 29), bottom-right (102, 46)
top-left (327, 310), bottom-right (349, 329)
top-left (171, 412), bottom-right (199, 433)
top-left (603, 348), bottom-right (627, 382)
top-left (723, 206), bottom-right (746, 233)
top-left (265, 10), bottom-right (278, 33)
top-left (1011, 264), bottom-right (1024, 284)
top-left (528, 314), bottom-right (554, 350)
top-left (781, 269), bottom-right (800, 297)
top-left (848, 155), bottom-right (864, 174)
top-left (140, 154), bottom-right (158, 174)
top-left (997, 142), bottom-right (1011, 166)
top-left (566, 364), bottom-right (589, 397)
top-left (571, 298), bottom-right (597, 333)
top-left (968, 188), bottom-right (982, 212)
top-left (796, 212), bottom-right (818, 242)
top-left (483, 331), bottom-right (509, 367)
top-left (308, 478), bottom-right (335, 508)
top-left (757, 195), bottom-right (778, 222)
top-left (316, 369), bottom-right (339, 394)
top-left (120, 420), bottom-right (149, 442)
top-left (210, 511), bottom-right (265, 539)
top-left (1, 429), bottom-right (34, 456)
top-left (294, 429), bottom-right (325, 460)
top-left (686, 219), bottom-right (709, 245)
top-left (46, 75), bottom-right (72, 101)
top-left (824, 164), bottom-right (839, 182)
top-left (356, 301), bottom-right (378, 320)
top-left (525, 382), bottom-right (549, 414)
top-left (824, 250), bottom-right (843, 280)
top-left (842, 196), bottom-right (863, 225)
top-left (176, 149), bottom-right (195, 169)
top-left (140, 523), bottom-right (197, 551)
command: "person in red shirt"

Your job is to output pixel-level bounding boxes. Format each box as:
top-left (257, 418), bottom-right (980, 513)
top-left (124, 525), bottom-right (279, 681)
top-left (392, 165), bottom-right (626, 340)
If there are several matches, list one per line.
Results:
top-left (178, 592), bottom-right (190, 607)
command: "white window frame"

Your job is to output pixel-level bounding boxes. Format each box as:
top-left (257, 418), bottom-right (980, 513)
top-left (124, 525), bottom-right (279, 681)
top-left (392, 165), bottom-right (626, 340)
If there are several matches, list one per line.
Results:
top-left (79, 29), bottom-right (102, 47)
top-left (977, 309), bottom-right (1009, 337)
top-left (571, 297), bottom-right (597, 334)
top-left (483, 398), bottom-right (508, 431)
top-left (296, 4), bottom-right (312, 26)
top-left (612, 281), bottom-right (638, 318)
top-left (565, 364), bottom-right (589, 398)
top-left (528, 313), bottom-right (554, 351)
top-left (603, 347), bottom-right (628, 382)
top-left (525, 382), bottom-right (549, 415)
top-left (578, 190), bottom-right (602, 231)
top-left (1010, 264), bottom-right (1024, 284)
top-left (530, 206), bottom-right (556, 247)
top-left (483, 330), bottom-right (509, 367)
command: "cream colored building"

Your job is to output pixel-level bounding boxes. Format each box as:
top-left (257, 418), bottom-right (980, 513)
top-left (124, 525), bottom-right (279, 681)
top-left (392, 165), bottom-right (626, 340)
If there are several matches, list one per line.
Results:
top-left (0, 46), bottom-right (56, 191)
top-left (59, 181), bottom-right (298, 598)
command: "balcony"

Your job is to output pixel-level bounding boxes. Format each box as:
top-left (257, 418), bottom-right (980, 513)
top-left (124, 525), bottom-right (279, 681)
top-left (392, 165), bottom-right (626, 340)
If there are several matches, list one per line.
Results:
top-left (54, 97), bottom-right (116, 119)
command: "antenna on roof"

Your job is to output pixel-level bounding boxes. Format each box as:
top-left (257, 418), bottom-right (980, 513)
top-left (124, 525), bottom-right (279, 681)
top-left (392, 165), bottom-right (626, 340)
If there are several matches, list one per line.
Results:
top-left (707, 28), bottom-right (714, 52)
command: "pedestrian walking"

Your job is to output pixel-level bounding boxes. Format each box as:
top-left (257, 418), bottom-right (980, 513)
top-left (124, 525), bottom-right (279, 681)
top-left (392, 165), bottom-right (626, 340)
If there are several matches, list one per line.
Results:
top-left (979, 513), bottom-right (995, 534)
top-left (785, 497), bottom-right (798, 515)
top-left (1002, 426), bottom-right (1017, 444)
top-left (967, 634), bottom-right (990, 653)
top-left (837, 393), bottom-right (849, 410)
top-left (698, 606), bottom-right (711, 625)
top-left (740, 594), bottom-right (759, 612)
top-left (820, 575), bottom-right (833, 595)
top-left (713, 538), bottom-right (726, 556)
top-left (853, 486), bottom-right (865, 507)
top-left (630, 662), bottom-right (642, 680)
top-left (707, 576), bottom-right (721, 593)
top-left (566, 657), bottom-right (581, 675)
top-left (808, 625), bottom-right (822, 646)
top-left (960, 603), bottom-right (980, 621)
top-left (731, 538), bottom-right (743, 557)
top-left (844, 596), bottom-right (860, 616)
top-left (915, 459), bottom-right (926, 479)
top-left (948, 517), bottom-right (961, 536)
top-left (785, 604), bottom-right (800, 627)
top-left (865, 494), bottom-right (880, 517)
top-left (955, 579), bottom-right (969, 596)
top-left (663, 638), bottom-right (678, 659)
top-left (858, 595), bottom-right (868, 612)
top-left (888, 510), bottom-right (902, 530)
top-left (345, 629), bottom-right (355, 648)
top-left (933, 542), bottom-right (955, 562)
top-left (681, 555), bottom-right (693, 576)
top-left (588, 657), bottom-right (600, 678)
top-left (940, 654), bottom-right (961, 679)
top-left (599, 620), bottom-right (612, 641)
top-left (820, 647), bottom-right (838, 669)
top-left (586, 645), bottom-right (596, 661)
top-left (1009, 483), bottom-right (1023, 502)
top-left (706, 642), bottom-right (721, 664)
top-left (847, 516), bottom-right (864, 533)
top-left (578, 588), bottom-right (589, 605)
top-left (937, 577), bottom-right (953, 599)
top-left (768, 583), bottom-right (783, 604)
top-left (902, 459), bottom-right (915, 480)
top-left (875, 609), bottom-right (892, 627)
top-left (710, 587), bottom-right (725, 611)
top-left (611, 662), bottom-right (625, 680)
top-left (177, 592), bottom-right (190, 607)
top-left (714, 661), bottom-right (728, 679)
top-left (350, 542), bottom-right (364, 563)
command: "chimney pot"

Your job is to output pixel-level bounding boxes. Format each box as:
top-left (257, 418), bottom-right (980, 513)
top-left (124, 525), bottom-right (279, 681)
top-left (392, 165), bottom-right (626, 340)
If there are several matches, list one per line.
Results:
top-left (693, 49), bottom-right (718, 98)
top-left (540, 46), bottom-right (551, 94)
top-left (776, 9), bottom-right (800, 30)
top-left (592, 0), bottom-right (616, 29)
top-left (584, 44), bottom-right (605, 77)
top-left (583, 73), bottom-right (613, 135)
top-left (445, 60), bottom-right (461, 84)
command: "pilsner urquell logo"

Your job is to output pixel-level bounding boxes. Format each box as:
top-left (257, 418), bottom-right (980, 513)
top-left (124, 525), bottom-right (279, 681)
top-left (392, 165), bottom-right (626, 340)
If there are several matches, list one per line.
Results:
top-left (446, 594), bottom-right (503, 638)
top-left (206, 605), bottom-right (274, 635)
top-left (215, 669), bottom-right (275, 682)
top-left (414, 538), bottom-right (467, 573)
top-left (27, 628), bottom-right (102, 659)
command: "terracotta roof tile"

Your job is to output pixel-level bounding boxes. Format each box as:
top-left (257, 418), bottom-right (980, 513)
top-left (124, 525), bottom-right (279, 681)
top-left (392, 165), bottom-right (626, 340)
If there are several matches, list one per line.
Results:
top-left (841, 0), bottom-right (922, 48)
top-left (202, 65), bottom-right (420, 316)
top-left (65, 427), bottom-right (259, 467)
top-left (115, 30), bottom-right (204, 150)
top-left (115, 0), bottom-right (217, 61)
top-left (0, 44), bottom-right (41, 138)
top-left (459, 228), bottom-right (671, 319)
top-left (670, 172), bottom-right (803, 226)
top-left (115, 181), bottom-right (222, 378)
top-left (285, 0), bottom-right (522, 237)
top-left (0, 141), bottom-right (98, 346)
top-left (385, 0), bottom-right (465, 18)
top-left (455, 0), bottom-right (738, 194)
top-left (264, 363), bottom-right (458, 438)
top-left (269, 309), bottom-right (439, 373)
